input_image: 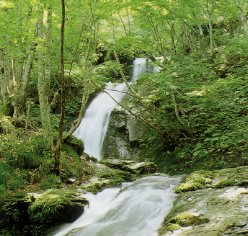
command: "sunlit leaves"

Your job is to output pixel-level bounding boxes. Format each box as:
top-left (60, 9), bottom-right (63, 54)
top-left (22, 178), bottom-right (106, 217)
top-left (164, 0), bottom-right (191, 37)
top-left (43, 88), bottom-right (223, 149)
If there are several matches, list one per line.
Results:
top-left (0, 1), bottom-right (15, 9)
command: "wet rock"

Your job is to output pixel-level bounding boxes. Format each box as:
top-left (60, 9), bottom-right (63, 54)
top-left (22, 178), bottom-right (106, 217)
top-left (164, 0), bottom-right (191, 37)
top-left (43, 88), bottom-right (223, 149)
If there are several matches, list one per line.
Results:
top-left (81, 177), bottom-right (112, 193)
top-left (159, 166), bottom-right (248, 236)
top-left (102, 106), bottom-right (147, 160)
top-left (66, 178), bottom-right (76, 184)
top-left (126, 162), bottom-right (157, 174)
top-left (0, 189), bottom-right (88, 235)
top-left (100, 159), bottom-right (157, 174)
top-left (175, 166), bottom-right (248, 193)
top-left (80, 152), bottom-right (98, 162)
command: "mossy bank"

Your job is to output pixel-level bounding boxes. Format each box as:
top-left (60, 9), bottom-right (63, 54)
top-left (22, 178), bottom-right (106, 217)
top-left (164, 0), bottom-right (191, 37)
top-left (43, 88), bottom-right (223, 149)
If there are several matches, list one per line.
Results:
top-left (159, 166), bottom-right (248, 236)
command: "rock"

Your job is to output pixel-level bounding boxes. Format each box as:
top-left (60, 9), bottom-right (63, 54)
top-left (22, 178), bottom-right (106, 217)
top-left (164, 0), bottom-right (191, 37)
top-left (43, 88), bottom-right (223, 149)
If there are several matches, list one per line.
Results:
top-left (66, 178), bottom-right (76, 184)
top-left (168, 212), bottom-right (209, 227)
top-left (126, 108), bottom-right (145, 143)
top-left (81, 178), bottom-right (112, 193)
top-left (28, 189), bottom-right (88, 224)
top-left (126, 162), bottom-right (157, 174)
top-left (102, 109), bottom-right (132, 160)
top-left (159, 166), bottom-right (248, 236)
top-left (80, 152), bottom-right (98, 162)
top-left (102, 106), bottom-right (148, 160)
top-left (64, 136), bottom-right (84, 155)
top-left (100, 159), bottom-right (157, 174)
top-left (175, 166), bottom-right (248, 193)
top-left (0, 189), bottom-right (88, 235)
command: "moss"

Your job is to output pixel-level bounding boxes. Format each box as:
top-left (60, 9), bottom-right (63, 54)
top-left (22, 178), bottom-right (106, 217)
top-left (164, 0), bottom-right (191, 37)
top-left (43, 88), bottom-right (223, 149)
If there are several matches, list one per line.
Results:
top-left (81, 179), bottom-right (112, 194)
top-left (28, 189), bottom-right (88, 224)
top-left (176, 171), bottom-right (212, 192)
top-left (159, 223), bottom-right (181, 234)
top-left (168, 212), bottom-right (210, 227)
top-left (64, 136), bottom-right (84, 156)
top-left (213, 178), bottom-right (237, 188)
top-left (96, 165), bottom-right (133, 182)
top-left (176, 166), bottom-right (248, 192)
top-left (80, 163), bottom-right (135, 193)
top-left (159, 212), bottom-right (209, 235)
top-left (0, 189), bottom-right (88, 235)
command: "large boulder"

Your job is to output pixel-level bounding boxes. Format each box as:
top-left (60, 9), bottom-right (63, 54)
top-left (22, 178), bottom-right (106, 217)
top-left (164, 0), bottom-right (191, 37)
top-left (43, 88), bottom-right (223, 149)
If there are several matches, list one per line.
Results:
top-left (0, 189), bottom-right (88, 235)
top-left (159, 166), bottom-right (248, 236)
top-left (102, 107), bottom-right (147, 160)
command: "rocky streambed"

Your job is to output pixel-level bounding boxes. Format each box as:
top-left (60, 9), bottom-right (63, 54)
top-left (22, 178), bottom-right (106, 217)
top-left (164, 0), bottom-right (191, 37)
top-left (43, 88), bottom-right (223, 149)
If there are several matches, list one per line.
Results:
top-left (1, 158), bottom-right (248, 236)
top-left (0, 159), bottom-right (157, 235)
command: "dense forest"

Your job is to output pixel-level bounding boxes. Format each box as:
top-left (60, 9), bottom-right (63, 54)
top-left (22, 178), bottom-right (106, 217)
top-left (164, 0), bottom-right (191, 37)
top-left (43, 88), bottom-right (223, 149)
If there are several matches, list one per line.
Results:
top-left (0, 0), bottom-right (248, 235)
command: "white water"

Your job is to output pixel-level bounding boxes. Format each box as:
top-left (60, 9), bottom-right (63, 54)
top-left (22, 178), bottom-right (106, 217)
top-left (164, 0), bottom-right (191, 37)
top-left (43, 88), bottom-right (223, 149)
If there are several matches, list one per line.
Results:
top-left (54, 175), bottom-right (180, 236)
top-left (73, 58), bottom-right (150, 160)
top-left (58, 58), bottom-right (179, 236)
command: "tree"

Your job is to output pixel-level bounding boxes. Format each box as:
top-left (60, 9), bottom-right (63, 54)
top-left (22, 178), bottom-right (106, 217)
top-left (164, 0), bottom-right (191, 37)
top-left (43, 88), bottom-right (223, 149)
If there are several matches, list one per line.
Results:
top-left (54, 0), bottom-right (66, 175)
top-left (37, 3), bottom-right (54, 152)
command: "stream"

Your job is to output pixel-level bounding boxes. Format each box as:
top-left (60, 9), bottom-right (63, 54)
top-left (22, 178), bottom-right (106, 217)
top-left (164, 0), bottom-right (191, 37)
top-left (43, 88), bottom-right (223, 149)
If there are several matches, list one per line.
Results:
top-left (54, 58), bottom-right (180, 236)
top-left (54, 176), bottom-right (180, 236)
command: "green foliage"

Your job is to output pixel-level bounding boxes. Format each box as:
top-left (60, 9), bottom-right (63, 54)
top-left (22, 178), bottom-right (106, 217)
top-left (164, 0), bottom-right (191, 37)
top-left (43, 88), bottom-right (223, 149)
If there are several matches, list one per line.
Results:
top-left (40, 174), bottom-right (62, 190)
top-left (136, 37), bottom-right (248, 173)
top-left (94, 60), bottom-right (122, 82)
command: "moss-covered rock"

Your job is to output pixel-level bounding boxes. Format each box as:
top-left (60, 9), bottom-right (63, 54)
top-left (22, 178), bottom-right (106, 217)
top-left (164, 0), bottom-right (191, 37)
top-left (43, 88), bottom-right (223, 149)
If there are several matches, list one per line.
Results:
top-left (0, 189), bottom-right (88, 235)
top-left (28, 189), bottom-right (88, 224)
top-left (159, 166), bottom-right (248, 236)
top-left (175, 166), bottom-right (248, 192)
top-left (64, 136), bottom-right (84, 155)
top-left (168, 212), bottom-right (209, 227)
top-left (81, 162), bottom-right (135, 193)
top-left (100, 159), bottom-right (157, 174)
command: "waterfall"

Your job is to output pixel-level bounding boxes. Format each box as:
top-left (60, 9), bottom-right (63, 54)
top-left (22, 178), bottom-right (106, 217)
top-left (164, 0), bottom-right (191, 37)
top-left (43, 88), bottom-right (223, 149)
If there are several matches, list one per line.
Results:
top-left (73, 58), bottom-right (150, 160)
top-left (54, 175), bottom-right (180, 236)
top-left (54, 58), bottom-right (179, 236)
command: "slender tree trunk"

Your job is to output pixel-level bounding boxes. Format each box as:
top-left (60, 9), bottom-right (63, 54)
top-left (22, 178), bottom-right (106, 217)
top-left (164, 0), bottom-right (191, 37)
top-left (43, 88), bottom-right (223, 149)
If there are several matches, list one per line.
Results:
top-left (125, 8), bottom-right (131, 34)
top-left (54, 0), bottom-right (66, 175)
top-left (236, 0), bottom-right (248, 36)
top-left (12, 45), bottom-right (35, 124)
top-left (168, 21), bottom-right (177, 55)
top-left (208, 18), bottom-right (213, 56)
top-left (45, 5), bottom-right (52, 90)
top-left (0, 49), bottom-right (8, 105)
top-left (205, 0), bottom-right (215, 57)
top-left (37, 5), bottom-right (54, 152)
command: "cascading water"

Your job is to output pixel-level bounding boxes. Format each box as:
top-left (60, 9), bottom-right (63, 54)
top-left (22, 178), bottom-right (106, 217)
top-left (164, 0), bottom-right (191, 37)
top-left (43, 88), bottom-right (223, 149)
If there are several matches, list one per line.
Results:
top-left (73, 58), bottom-right (149, 160)
top-left (73, 82), bottom-right (127, 160)
top-left (55, 58), bottom-right (180, 236)
top-left (54, 176), bottom-right (180, 236)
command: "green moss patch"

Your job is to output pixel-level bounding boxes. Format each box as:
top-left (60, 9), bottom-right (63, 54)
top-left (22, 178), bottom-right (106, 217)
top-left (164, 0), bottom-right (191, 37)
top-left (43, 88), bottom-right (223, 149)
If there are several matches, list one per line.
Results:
top-left (176, 166), bottom-right (248, 192)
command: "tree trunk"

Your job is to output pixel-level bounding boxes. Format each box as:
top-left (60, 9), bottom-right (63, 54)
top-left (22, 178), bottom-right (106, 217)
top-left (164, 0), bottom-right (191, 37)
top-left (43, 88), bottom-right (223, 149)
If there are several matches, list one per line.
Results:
top-left (236, 0), bottom-right (248, 36)
top-left (12, 45), bottom-right (35, 125)
top-left (37, 5), bottom-right (54, 152)
top-left (205, 0), bottom-right (215, 57)
top-left (54, 0), bottom-right (66, 175)
top-left (0, 49), bottom-right (8, 105)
